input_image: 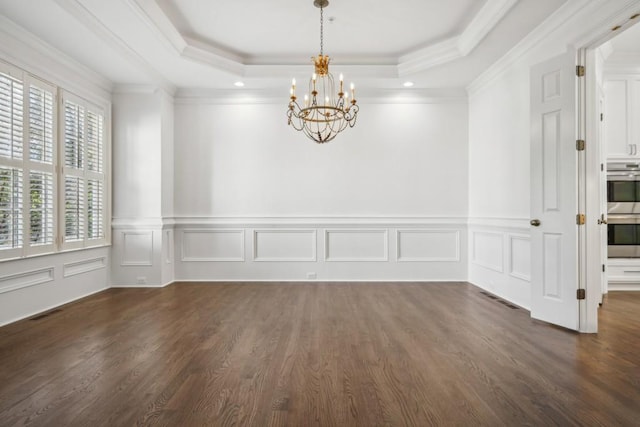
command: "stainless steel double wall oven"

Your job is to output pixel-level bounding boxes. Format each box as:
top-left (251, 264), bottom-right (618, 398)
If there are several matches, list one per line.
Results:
top-left (607, 162), bottom-right (640, 257)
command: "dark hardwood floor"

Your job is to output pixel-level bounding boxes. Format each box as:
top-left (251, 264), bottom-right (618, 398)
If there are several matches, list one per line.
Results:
top-left (0, 282), bottom-right (638, 426)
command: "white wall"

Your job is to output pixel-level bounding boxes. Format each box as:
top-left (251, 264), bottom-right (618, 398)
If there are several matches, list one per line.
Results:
top-left (171, 96), bottom-right (469, 281)
top-left (0, 248), bottom-right (109, 326)
top-left (174, 101), bottom-right (468, 217)
top-left (111, 89), bottom-right (175, 287)
top-left (0, 20), bottom-right (111, 325)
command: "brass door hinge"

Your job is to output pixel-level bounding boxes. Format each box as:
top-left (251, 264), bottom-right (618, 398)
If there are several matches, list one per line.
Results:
top-left (577, 288), bottom-right (586, 300)
top-left (576, 139), bottom-right (585, 151)
top-left (576, 214), bottom-right (585, 225)
top-left (576, 65), bottom-right (585, 77)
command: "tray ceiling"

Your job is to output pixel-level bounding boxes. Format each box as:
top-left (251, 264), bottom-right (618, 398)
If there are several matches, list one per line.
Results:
top-left (0, 0), bottom-right (569, 91)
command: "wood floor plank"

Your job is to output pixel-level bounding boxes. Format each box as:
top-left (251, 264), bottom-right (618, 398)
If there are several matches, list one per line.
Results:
top-left (0, 282), bottom-right (639, 426)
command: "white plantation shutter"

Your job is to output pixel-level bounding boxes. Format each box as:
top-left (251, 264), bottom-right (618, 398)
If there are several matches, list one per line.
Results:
top-left (87, 179), bottom-right (103, 239)
top-left (29, 171), bottom-right (54, 246)
top-left (29, 84), bottom-right (54, 164)
top-left (61, 92), bottom-right (106, 249)
top-left (25, 78), bottom-right (56, 254)
top-left (0, 73), bottom-right (23, 161)
top-left (64, 176), bottom-right (83, 242)
top-left (0, 67), bottom-right (25, 257)
top-left (64, 100), bottom-right (83, 170)
top-left (86, 111), bottom-right (102, 173)
top-left (0, 167), bottom-right (22, 253)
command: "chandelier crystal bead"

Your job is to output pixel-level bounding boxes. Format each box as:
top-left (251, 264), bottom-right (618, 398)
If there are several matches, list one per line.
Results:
top-left (286, 0), bottom-right (359, 144)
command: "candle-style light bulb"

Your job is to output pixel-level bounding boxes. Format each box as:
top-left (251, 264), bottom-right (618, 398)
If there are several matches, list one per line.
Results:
top-left (325, 96), bottom-right (329, 106)
top-left (350, 83), bottom-right (355, 99)
top-left (304, 94), bottom-right (309, 107)
top-left (339, 73), bottom-right (344, 93)
top-left (312, 73), bottom-right (317, 91)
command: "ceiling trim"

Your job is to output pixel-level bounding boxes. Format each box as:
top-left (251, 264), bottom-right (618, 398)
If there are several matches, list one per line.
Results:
top-left (0, 15), bottom-right (113, 100)
top-left (467, 0), bottom-right (640, 96)
top-left (125, 0), bottom-right (186, 53)
top-left (123, 0), bottom-right (518, 78)
top-left (458, 0), bottom-right (518, 56)
top-left (54, 0), bottom-right (176, 94)
top-left (174, 87), bottom-right (468, 105)
top-left (399, 0), bottom-right (518, 76)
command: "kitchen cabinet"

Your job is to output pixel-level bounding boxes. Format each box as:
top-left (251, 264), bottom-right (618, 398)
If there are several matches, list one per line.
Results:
top-left (604, 76), bottom-right (640, 158)
top-left (607, 258), bottom-right (640, 291)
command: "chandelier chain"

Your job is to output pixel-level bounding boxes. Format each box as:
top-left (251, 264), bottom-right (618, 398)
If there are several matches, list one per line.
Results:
top-left (320, 5), bottom-right (324, 56)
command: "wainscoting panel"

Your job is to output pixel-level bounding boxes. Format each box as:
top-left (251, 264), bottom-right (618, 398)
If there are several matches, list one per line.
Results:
top-left (472, 231), bottom-right (504, 273)
top-left (509, 234), bottom-right (531, 281)
top-left (63, 257), bottom-right (107, 278)
top-left (173, 217), bottom-right (468, 281)
top-left (253, 229), bottom-right (316, 262)
top-left (182, 229), bottom-right (244, 262)
top-left (468, 218), bottom-right (531, 310)
top-left (325, 229), bottom-right (388, 262)
top-left (0, 267), bottom-right (54, 294)
top-left (397, 229), bottom-right (460, 262)
top-left (111, 222), bottom-right (170, 287)
top-left (121, 231), bottom-right (154, 266)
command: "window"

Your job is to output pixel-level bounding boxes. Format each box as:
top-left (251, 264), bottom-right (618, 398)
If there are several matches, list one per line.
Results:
top-left (60, 93), bottom-right (107, 250)
top-left (0, 61), bottom-right (109, 260)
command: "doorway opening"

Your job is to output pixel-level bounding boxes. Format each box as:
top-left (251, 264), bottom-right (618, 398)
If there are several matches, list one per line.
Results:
top-left (582, 13), bottom-right (640, 332)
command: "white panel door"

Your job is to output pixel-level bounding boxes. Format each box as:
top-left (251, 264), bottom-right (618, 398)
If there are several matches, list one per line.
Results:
top-left (530, 52), bottom-right (579, 331)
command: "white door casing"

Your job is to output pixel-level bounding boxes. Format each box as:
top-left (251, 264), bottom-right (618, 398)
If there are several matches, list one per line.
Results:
top-left (530, 51), bottom-right (580, 331)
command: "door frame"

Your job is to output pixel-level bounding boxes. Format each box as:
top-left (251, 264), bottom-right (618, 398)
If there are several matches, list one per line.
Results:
top-left (578, 8), bottom-right (640, 332)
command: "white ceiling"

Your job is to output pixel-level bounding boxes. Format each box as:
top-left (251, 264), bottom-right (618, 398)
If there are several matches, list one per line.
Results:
top-left (0, 0), bottom-right (568, 91)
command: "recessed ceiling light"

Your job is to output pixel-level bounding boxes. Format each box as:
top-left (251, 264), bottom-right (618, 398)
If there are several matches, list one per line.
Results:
top-left (403, 81), bottom-right (414, 87)
top-left (234, 81), bottom-right (245, 87)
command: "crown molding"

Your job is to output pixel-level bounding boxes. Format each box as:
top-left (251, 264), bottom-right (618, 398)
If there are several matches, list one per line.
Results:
top-left (244, 64), bottom-right (399, 79)
top-left (125, 0), bottom-right (186, 54)
top-left (123, 0), bottom-right (520, 80)
top-left (174, 87), bottom-right (467, 105)
top-left (181, 37), bottom-right (246, 75)
top-left (458, 0), bottom-right (518, 56)
top-left (112, 84), bottom-right (176, 99)
top-left (398, 37), bottom-right (462, 76)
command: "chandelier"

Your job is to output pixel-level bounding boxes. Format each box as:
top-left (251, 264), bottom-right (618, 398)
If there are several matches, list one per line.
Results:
top-left (287, 0), bottom-right (359, 144)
